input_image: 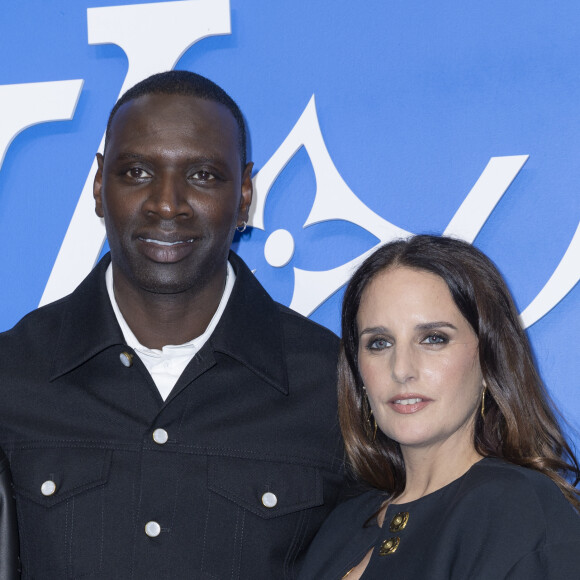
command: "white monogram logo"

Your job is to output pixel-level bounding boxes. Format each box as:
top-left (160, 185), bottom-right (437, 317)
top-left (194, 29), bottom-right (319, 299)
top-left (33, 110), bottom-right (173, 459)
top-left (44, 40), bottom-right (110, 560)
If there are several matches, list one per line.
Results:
top-left (250, 96), bottom-right (579, 328)
top-left (0, 0), bottom-right (577, 329)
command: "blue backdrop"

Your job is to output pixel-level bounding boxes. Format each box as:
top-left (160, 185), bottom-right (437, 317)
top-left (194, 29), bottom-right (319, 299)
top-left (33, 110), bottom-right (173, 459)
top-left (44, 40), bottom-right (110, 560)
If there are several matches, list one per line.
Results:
top-left (0, 1), bottom-right (578, 452)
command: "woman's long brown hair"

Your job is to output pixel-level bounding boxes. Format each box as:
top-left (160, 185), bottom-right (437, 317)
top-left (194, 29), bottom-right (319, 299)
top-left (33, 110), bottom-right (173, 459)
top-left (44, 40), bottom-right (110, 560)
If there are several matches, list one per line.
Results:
top-left (339, 235), bottom-right (580, 510)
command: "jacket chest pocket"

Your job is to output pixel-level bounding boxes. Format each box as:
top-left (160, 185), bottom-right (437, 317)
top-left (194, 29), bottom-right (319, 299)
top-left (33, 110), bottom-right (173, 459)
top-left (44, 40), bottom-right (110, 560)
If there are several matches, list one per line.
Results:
top-left (10, 447), bottom-right (112, 579)
top-left (203, 456), bottom-right (324, 579)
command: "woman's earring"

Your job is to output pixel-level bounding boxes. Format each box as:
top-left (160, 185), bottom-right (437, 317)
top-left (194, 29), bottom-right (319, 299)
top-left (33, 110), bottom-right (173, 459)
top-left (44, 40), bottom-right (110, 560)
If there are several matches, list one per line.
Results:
top-left (236, 221), bottom-right (247, 233)
top-left (480, 381), bottom-right (487, 420)
top-left (362, 389), bottom-right (378, 442)
top-left (370, 410), bottom-right (378, 442)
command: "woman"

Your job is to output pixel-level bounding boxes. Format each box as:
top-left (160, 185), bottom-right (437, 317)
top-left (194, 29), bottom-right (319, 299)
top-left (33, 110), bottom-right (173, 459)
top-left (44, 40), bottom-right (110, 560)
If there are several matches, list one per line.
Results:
top-left (300, 235), bottom-right (580, 579)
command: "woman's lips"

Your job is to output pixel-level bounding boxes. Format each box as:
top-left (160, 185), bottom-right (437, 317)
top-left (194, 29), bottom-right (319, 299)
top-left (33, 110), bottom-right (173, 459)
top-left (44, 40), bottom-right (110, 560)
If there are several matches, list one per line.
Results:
top-left (388, 395), bottom-right (432, 414)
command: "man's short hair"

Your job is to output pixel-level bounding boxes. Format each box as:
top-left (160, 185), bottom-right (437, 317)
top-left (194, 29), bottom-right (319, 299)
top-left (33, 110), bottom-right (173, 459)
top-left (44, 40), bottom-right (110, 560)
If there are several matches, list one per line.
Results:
top-left (104, 70), bottom-right (248, 169)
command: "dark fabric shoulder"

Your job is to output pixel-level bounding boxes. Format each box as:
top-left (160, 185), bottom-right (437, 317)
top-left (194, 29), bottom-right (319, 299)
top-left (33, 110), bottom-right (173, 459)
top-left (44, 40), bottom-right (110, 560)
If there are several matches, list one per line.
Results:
top-left (0, 253), bottom-right (111, 344)
top-left (276, 301), bottom-right (339, 350)
top-left (0, 292), bottom-right (70, 384)
top-left (0, 293), bottom-right (68, 344)
top-left (465, 459), bottom-right (579, 528)
top-left (0, 254), bottom-right (121, 382)
top-left (442, 459), bottom-right (580, 579)
top-left (276, 302), bottom-right (339, 339)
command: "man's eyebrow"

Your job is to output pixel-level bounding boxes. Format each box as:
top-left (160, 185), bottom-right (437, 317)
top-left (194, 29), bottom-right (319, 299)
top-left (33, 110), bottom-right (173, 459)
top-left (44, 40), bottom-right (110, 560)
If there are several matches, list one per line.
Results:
top-left (110, 152), bottom-right (148, 162)
top-left (110, 152), bottom-right (228, 166)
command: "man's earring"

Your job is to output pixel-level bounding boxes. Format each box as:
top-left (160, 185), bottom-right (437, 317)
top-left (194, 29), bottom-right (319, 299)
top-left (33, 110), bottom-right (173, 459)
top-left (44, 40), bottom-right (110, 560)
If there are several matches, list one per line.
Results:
top-left (236, 221), bottom-right (247, 233)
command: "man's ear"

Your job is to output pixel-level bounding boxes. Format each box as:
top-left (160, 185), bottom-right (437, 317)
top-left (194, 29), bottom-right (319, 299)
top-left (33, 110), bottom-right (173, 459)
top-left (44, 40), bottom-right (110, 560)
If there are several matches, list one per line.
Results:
top-left (238, 162), bottom-right (254, 224)
top-left (93, 153), bottom-right (105, 218)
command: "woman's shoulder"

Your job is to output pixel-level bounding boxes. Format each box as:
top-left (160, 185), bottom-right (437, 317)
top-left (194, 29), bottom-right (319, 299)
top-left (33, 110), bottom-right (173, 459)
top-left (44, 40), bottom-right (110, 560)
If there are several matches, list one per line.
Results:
top-left (416, 458), bottom-right (580, 579)
top-left (465, 458), bottom-right (574, 500)
top-left (455, 458), bottom-right (580, 538)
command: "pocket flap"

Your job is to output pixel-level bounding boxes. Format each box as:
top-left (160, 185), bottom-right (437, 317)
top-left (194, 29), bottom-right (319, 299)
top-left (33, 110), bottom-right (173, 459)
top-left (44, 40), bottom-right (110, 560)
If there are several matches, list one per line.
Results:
top-left (208, 456), bottom-right (323, 519)
top-left (10, 447), bottom-right (112, 507)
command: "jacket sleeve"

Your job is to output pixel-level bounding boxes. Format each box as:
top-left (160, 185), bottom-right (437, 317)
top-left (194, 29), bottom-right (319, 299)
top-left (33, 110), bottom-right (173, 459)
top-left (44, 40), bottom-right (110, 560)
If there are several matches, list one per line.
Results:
top-left (0, 448), bottom-right (20, 579)
top-left (504, 540), bottom-right (580, 580)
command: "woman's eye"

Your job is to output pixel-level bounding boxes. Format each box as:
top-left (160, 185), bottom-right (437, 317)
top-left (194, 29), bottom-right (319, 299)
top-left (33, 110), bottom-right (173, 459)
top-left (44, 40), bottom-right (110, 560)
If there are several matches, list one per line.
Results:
top-left (422, 334), bottom-right (447, 345)
top-left (368, 338), bottom-right (392, 350)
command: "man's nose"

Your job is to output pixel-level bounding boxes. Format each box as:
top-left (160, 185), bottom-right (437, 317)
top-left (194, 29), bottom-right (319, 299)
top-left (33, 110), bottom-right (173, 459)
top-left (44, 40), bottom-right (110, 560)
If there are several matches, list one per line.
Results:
top-left (144, 173), bottom-right (193, 219)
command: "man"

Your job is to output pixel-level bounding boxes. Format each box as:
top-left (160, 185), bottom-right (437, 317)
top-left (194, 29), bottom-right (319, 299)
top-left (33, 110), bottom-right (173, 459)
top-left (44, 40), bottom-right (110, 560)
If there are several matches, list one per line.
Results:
top-left (0, 71), bottom-right (344, 578)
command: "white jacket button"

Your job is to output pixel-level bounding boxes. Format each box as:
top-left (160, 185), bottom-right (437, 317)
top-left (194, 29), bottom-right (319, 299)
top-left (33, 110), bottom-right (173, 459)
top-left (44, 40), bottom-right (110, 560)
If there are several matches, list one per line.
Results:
top-left (152, 428), bottom-right (168, 444)
top-left (120, 352), bottom-right (133, 367)
top-left (145, 521), bottom-right (161, 537)
top-left (261, 492), bottom-right (277, 508)
top-left (41, 480), bottom-right (56, 496)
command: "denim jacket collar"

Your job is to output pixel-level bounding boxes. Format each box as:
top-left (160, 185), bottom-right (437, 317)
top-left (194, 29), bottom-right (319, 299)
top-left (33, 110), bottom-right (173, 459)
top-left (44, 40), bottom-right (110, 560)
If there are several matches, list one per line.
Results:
top-left (49, 251), bottom-right (289, 395)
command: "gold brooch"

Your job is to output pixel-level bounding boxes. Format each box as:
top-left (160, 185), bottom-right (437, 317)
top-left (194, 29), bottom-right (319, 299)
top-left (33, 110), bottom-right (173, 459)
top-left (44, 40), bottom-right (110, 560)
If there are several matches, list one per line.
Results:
top-left (389, 511), bottom-right (409, 533)
top-left (379, 537), bottom-right (400, 556)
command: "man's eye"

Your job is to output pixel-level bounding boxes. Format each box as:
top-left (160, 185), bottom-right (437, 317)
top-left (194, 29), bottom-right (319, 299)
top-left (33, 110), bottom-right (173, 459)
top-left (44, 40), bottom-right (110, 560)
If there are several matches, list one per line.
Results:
top-left (190, 170), bottom-right (215, 181)
top-left (126, 167), bottom-right (151, 179)
top-left (422, 334), bottom-right (447, 345)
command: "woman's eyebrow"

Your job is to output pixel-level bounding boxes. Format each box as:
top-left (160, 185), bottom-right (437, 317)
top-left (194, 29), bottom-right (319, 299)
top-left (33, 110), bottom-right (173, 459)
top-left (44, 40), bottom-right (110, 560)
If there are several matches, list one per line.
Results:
top-left (415, 321), bottom-right (457, 331)
top-left (359, 326), bottom-right (388, 337)
top-left (359, 321), bottom-right (458, 338)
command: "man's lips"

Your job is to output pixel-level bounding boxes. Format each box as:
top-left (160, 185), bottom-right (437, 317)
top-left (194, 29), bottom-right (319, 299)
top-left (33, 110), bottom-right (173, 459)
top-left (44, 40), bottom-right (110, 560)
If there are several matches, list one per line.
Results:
top-left (388, 394), bottom-right (432, 414)
top-left (138, 237), bottom-right (194, 246)
top-left (137, 235), bottom-right (197, 263)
